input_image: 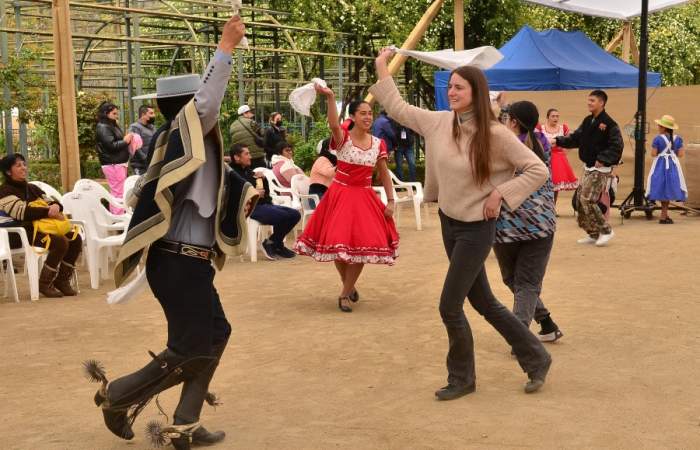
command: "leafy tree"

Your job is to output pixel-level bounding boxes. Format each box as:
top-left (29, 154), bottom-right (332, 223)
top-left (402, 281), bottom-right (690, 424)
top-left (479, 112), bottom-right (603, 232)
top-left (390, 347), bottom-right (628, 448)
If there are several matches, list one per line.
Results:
top-left (0, 49), bottom-right (44, 123)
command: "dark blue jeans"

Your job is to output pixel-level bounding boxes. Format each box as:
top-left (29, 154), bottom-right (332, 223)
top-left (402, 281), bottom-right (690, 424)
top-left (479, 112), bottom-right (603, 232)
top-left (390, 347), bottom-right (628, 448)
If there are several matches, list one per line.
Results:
top-left (250, 203), bottom-right (301, 247)
top-left (394, 146), bottom-right (416, 182)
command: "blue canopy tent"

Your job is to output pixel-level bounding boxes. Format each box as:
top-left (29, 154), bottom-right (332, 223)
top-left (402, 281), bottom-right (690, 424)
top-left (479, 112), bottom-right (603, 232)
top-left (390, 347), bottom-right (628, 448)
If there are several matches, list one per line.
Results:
top-left (434, 26), bottom-right (661, 110)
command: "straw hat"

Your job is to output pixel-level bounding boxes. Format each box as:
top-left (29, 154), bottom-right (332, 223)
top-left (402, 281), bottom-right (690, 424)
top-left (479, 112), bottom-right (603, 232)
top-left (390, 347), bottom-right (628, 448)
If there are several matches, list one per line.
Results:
top-left (654, 114), bottom-right (679, 130)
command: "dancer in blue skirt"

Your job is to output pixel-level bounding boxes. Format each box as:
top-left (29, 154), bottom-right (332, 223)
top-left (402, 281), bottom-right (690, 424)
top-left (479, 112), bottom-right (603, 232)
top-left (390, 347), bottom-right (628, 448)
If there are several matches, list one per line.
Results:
top-left (646, 114), bottom-right (687, 224)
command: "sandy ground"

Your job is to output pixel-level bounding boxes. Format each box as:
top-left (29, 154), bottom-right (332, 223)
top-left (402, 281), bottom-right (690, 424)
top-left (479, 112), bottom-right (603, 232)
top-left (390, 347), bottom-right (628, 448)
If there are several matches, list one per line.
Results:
top-left (1, 190), bottom-right (699, 450)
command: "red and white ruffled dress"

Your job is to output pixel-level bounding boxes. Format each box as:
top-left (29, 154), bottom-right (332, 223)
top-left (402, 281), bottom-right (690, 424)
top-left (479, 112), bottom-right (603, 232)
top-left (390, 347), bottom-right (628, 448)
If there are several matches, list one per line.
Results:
top-left (294, 130), bottom-right (399, 265)
top-left (538, 123), bottom-right (579, 192)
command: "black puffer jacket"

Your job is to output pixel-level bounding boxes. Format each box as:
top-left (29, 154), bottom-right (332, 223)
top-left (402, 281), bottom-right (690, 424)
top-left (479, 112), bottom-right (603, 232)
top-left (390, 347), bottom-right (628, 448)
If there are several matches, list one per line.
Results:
top-left (96, 121), bottom-right (130, 165)
top-left (556, 110), bottom-right (624, 168)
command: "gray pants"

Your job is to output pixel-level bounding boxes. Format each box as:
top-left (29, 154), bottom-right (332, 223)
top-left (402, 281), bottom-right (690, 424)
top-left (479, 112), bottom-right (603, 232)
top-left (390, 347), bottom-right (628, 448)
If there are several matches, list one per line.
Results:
top-left (493, 235), bottom-right (554, 328)
top-left (438, 211), bottom-right (550, 387)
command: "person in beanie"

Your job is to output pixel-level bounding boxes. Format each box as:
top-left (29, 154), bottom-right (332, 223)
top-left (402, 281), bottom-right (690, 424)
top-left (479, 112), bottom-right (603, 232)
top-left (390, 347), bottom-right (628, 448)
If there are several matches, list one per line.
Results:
top-left (496, 101), bottom-right (563, 344)
top-left (229, 104), bottom-right (266, 169)
top-left (553, 90), bottom-right (623, 246)
top-left (0, 153), bottom-right (82, 298)
top-left (82, 16), bottom-right (257, 450)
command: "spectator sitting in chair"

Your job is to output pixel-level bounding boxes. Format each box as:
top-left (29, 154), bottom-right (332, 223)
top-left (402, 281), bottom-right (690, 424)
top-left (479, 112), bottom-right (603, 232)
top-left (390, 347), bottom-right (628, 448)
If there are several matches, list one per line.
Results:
top-left (230, 144), bottom-right (300, 260)
top-left (0, 153), bottom-right (82, 298)
top-left (309, 138), bottom-right (337, 199)
top-left (270, 140), bottom-right (304, 188)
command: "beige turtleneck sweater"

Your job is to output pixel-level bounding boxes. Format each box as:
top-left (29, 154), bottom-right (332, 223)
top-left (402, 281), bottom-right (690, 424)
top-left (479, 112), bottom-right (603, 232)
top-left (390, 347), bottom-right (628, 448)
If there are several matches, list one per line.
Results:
top-left (369, 77), bottom-right (548, 222)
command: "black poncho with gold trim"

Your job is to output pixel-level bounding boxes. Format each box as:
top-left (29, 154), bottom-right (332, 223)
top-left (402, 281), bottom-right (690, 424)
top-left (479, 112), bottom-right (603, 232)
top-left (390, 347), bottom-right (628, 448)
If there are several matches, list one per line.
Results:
top-left (113, 99), bottom-right (258, 287)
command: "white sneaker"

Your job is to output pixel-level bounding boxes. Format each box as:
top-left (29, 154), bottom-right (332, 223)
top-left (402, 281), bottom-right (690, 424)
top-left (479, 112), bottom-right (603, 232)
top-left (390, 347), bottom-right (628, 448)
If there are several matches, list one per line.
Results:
top-left (595, 230), bottom-right (615, 247)
top-left (577, 236), bottom-right (597, 245)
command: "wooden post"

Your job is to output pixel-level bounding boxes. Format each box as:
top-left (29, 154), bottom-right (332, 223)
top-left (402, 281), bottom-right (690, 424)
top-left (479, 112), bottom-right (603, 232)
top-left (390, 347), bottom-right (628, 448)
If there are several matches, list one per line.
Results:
top-left (365, 0), bottom-right (445, 104)
top-left (454, 0), bottom-right (464, 51)
top-left (622, 21), bottom-right (632, 63)
top-left (52, 0), bottom-right (81, 191)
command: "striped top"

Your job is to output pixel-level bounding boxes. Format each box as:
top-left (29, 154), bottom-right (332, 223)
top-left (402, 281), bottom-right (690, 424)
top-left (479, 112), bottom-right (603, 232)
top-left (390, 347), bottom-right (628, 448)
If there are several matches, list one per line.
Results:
top-left (495, 131), bottom-right (556, 243)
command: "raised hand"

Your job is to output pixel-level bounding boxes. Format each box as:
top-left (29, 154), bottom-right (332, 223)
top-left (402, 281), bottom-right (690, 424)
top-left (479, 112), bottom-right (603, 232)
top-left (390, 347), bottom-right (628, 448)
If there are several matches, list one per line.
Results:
top-left (375, 47), bottom-right (396, 64)
top-left (219, 15), bottom-right (246, 53)
top-left (314, 83), bottom-right (334, 97)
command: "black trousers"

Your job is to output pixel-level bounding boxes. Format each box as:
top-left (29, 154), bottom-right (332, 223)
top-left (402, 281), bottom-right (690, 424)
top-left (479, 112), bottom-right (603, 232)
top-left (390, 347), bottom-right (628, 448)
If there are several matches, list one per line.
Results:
top-left (146, 248), bottom-right (231, 358)
top-left (438, 210), bottom-right (550, 387)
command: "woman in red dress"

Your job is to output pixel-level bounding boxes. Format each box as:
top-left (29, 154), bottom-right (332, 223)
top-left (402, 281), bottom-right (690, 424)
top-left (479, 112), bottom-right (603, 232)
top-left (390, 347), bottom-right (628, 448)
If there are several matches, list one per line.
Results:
top-left (537, 108), bottom-right (578, 205)
top-left (294, 84), bottom-right (399, 313)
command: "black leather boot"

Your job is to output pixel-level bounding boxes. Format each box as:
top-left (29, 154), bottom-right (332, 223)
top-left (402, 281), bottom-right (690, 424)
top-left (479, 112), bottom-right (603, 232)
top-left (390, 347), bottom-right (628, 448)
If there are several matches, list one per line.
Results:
top-left (84, 350), bottom-right (215, 440)
top-left (174, 339), bottom-right (229, 447)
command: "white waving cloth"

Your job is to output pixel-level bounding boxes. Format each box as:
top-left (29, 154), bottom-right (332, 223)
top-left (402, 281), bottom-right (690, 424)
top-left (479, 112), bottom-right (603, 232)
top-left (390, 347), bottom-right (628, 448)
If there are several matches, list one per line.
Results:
top-left (106, 268), bottom-right (148, 305)
top-left (389, 45), bottom-right (503, 70)
top-left (230, 0), bottom-right (249, 49)
top-left (289, 78), bottom-right (327, 117)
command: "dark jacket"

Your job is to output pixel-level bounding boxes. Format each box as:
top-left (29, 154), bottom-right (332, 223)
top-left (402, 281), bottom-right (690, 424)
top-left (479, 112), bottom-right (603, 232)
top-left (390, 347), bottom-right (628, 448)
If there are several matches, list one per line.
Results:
top-left (394, 122), bottom-right (415, 150)
top-left (372, 114), bottom-right (397, 151)
top-left (229, 117), bottom-right (265, 160)
top-left (556, 110), bottom-right (624, 168)
top-left (230, 163), bottom-right (271, 206)
top-left (263, 126), bottom-right (286, 162)
top-left (128, 121), bottom-right (156, 173)
top-left (0, 179), bottom-right (60, 235)
top-left (96, 121), bottom-right (130, 165)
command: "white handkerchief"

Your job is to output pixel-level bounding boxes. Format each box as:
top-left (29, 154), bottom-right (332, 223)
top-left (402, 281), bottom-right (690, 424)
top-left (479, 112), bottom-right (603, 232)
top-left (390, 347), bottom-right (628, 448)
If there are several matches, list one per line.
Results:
top-left (230, 0), bottom-right (250, 49)
top-left (289, 78), bottom-right (327, 117)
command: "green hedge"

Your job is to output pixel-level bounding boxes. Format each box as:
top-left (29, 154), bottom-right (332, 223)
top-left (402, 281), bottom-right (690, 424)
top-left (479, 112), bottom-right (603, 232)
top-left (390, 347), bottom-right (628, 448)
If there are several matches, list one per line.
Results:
top-left (28, 160), bottom-right (104, 191)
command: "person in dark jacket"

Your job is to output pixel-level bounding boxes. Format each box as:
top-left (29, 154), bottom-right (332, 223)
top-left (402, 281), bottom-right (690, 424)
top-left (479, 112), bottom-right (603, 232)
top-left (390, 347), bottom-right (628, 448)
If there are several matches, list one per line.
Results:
top-left (263, 112), bottom-right (286, 166)
top-left (554, 90), bottom-right (623, 247)
top-left (96, 102), bottom-right (132, 214)
top-left (0, 153), bottom-right (82, 298)
top-left (393, 121), bottom-right (416, 181)
top-left (371, 110), bottom-right (396, 155)
top-left (127, 104), bottom-right (156, 175)
top-left (230, 143), bottom-right (300, 260)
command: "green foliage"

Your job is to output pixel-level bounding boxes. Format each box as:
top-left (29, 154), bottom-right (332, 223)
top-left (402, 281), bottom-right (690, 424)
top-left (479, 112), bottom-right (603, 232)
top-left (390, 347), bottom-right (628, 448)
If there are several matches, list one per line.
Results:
top-left (291, 121), bottom-right (330, 172)
top-left (0, 49), bottom-right (44, 123)
top-left (35, 91), bottom-right (113, 162)
top-left (28, 160), bottom-right (104, 188)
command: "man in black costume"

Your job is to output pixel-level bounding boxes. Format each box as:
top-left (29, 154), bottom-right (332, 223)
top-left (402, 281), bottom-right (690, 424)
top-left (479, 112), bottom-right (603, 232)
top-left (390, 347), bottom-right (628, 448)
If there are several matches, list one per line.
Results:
top-left (84, 16), bottom-right (257, 450)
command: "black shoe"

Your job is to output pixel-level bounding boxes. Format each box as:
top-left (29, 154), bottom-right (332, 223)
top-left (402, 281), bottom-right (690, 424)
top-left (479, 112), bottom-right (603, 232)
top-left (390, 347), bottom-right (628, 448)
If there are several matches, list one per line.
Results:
top-left (524, 357), bottom-right (552, 394)
top-left (274, 245), bottom-right (296, 259)
top-left (349, 289), bottom-right (360, 303)
top-left (338, 296), bottom-right (352, 313)
top-left (191, 426), bottom-right (225, 446)
top-left (538, 315), bottom-right (563, 343)
top-left (260, 240), bottom-right (277, 260)
top-left (434, 383), bottom-right (475, 401)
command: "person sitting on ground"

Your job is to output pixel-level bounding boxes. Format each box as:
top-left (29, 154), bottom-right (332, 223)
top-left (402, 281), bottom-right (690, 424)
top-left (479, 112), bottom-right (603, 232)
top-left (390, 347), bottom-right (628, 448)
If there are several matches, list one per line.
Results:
top-left (0, 153), bottom-right (82, 298)
top-left (230, 144), bottom-right (300, 260)
top-left (270, 140), bottom-right (304, 188)
top-left (309, 138), bottom-right (337, 199)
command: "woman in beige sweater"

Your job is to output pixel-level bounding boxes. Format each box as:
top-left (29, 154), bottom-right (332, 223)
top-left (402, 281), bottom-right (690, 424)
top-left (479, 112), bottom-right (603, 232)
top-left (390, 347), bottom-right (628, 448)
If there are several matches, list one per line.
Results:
top-left (370, 48), bottom-right (552, 400)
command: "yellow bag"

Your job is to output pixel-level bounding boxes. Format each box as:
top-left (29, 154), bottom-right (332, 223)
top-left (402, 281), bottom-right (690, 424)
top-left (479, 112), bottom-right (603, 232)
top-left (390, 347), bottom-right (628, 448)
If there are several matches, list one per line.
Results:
top-left (30, 199), bottom-right (79, 252)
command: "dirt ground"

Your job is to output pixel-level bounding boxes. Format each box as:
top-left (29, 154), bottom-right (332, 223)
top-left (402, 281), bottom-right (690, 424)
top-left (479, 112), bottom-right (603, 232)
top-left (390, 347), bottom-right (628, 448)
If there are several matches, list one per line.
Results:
top-left (1, 189), bottom-right (699, 450)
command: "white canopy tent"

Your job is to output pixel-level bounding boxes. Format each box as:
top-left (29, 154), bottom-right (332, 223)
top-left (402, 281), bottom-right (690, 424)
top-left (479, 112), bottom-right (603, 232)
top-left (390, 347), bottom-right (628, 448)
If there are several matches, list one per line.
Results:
top-left (523, 0), bottom-right (691, 20)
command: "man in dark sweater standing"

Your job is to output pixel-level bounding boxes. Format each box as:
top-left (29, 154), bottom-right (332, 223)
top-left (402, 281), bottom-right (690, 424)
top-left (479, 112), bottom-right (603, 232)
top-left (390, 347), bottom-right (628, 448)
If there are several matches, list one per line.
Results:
top-left (554, 90), bottom-right (623, 247)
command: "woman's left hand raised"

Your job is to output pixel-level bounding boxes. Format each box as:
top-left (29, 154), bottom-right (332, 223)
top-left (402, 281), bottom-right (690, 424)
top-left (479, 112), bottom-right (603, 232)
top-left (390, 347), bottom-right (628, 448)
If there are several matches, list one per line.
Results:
top-left (483, 189), bottom-right (503, 220)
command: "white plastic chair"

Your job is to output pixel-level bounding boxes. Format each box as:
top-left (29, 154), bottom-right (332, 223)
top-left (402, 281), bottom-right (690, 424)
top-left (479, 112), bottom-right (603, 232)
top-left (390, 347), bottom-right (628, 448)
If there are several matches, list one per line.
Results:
top-left (255, 168), bottom-right (301, 210)
top-left (61, 191), bottom-right (127, 289)
top-left (290, 174), bottom-right (320, 229)
top-left (73, 178), bottom-right (126, 212)
top-left (245, 218), bottom-right (273, 263)
top-left (122, 175), bottom-right (140, 206)
top-left (5, 226), bottom-right (47, 301)
top-left (29, 180), bottom-right (62, 202)
top-left (372, 187), bottom-right (388, 205)
top-left (389, 170), bottom-right (427, 231)
top-left (0, 229), bottom-right (19, 302)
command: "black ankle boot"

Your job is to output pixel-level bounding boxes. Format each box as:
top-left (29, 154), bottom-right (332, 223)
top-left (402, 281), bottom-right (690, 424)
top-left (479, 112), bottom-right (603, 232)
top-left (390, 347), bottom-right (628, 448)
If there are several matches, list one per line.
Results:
top-left (191, 426), bottom-right (226, 446)
top-left (84, 350), bottom-right (215, 440)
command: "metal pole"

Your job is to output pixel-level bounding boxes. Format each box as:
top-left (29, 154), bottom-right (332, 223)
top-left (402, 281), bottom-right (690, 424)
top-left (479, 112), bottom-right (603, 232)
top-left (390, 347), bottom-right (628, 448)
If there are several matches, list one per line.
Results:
top-left (1, 0), bottom-right (13, 154)
top-left (14, 2), bottom-right (27, 156)
top-left (237, 49), bottom-right (244, 106)
top-left (273, 28), bottom-right (280, 111)
top-left (338, 41), bottom-right (344, 107)
top-left (633, 0), bottom-right (649, 207)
